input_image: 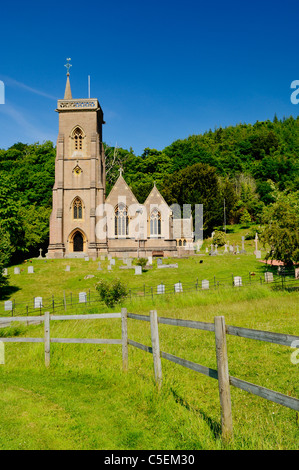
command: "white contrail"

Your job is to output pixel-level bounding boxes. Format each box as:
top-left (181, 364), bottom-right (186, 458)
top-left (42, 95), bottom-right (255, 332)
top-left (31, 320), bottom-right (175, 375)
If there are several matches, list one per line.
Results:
top-left (0, 75), bottom-right (57, 100)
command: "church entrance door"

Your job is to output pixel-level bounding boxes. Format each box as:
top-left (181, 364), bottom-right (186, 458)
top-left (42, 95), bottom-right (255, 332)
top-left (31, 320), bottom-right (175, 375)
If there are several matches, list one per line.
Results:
top-left (73, 232), bottom-right (84, 252)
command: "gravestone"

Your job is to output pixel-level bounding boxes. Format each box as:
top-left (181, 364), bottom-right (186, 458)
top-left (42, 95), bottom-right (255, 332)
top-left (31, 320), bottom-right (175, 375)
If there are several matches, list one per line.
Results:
top-left (84, 256), bottom-right (89, 261)
top-left (2, 268), bottom-right (7, 276)
top-left (107, 265), bottom-right (112, 271)
top-left (97, 262), bottom-right (102, 271)
top-left (157, 284), bottom-right (165, 294)
top-left (202, 279), bottom-right (209, 290)
top-left (100, 255), bottom-right (106, 261)
top-left (108, 254), bottom-right (112, 260)
top-left (126, 259), bottom-right (132, 267)
top-left (110, 259), bottom-right (115, 266)
top-left (240, 236), bottom-right (246, 254)
top-left (224, 244), bottom-right (228, 253)
top-left (229, 245), bottom-right (234, 253)
top-left (38, 248), bottom-right (43, 259)
top-left (65, 265), bottom-right (70, 272)
top-left (135, 266), bottom-right (142, 275)
top-left (4, 300), bottom-right (13, 311)
top-left (157, 258), bottom-right (163, 266)
top-left (174, 282), bottom-right (183, 293)
top-left (34, 297), bottom-right (43, 308)
top-left (28, 266), bottom-right (34, 274)
top-left (254, 232), bottom-right (259, 254)
top-left (205, 247), bottom-right (209, 253)
top-left (79, 292), bottom-right (87, 303)
top-left (236, 245), bottom-right (240, 254)
top-left (265, 272), bottom-right (274, 283)
top-left (295, 268), bottom-right (299, 279)
top-left (255, 250), bottom-right (261, 259)
top-left (233, 276), bottom-right (242, 287)
top-left (14, 267), bottom-right (20, 274)
top-left (147, 256), bottom-right (153, 265)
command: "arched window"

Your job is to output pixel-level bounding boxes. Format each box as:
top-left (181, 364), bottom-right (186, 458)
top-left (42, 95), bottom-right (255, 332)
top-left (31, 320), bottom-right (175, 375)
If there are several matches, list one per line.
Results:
top-left (72, 127), bottom-right (84, 151)
top-left (115, 203), bottom-right (128, 237)
top-left (150, 208), bottom-right (161, 236)
top-left (73, 197), bottom-right (83, 219)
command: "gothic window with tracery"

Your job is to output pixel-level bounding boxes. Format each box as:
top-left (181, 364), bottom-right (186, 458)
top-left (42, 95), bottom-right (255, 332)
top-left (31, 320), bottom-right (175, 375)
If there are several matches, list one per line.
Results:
top-left (115, 203), bottom-right (128, 237)
top-left (73, 197), bottom-right (83, 219)
top-left (150, 208), bottom-right (161, 236)
top-left (72, 127), bottom-right (84, 151)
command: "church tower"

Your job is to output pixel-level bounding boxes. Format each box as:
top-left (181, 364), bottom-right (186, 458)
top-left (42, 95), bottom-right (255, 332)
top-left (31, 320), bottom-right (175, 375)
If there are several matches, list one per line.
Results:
top-left (47, 60), bottom-right (107, 258)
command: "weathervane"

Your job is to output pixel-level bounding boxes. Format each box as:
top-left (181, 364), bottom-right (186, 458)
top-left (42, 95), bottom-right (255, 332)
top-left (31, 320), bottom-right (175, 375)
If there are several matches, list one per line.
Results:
top-left (64, 58), bottom-right (72, 75)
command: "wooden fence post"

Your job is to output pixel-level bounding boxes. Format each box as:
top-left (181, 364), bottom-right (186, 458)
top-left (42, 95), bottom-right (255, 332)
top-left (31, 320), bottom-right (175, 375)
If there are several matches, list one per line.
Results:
top-left (214, 315), bottom-right (233, 442)
top-left (150, 310), bottom-right (162, 389)
top-left (121, 308), bottom-right (128, 372)
top-left (44, 311), bottom-right (50, 368)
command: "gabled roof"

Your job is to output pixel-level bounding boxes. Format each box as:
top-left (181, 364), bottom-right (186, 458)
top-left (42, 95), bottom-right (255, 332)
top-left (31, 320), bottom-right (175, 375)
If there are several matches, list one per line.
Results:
top-left (143, 183), bottom-right (170, 211)
top-left (106, 174), bottom-right (139, 207)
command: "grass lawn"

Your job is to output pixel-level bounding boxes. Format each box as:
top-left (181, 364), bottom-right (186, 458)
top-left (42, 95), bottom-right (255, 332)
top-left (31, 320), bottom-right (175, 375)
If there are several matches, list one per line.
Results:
top-left (0, 231), bottom-right (298, 450)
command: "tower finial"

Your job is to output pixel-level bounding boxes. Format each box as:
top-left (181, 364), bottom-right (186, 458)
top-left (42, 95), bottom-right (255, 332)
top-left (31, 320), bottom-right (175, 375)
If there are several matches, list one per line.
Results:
top-left (64, 58), bottom-right (72, 100)
top-left (64, 58), bottom-right (72, 76)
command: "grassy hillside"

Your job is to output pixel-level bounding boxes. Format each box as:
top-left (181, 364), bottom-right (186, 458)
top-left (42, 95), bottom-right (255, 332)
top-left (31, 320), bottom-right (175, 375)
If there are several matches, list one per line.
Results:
top-left (0, 236), bottom-right (298, 450)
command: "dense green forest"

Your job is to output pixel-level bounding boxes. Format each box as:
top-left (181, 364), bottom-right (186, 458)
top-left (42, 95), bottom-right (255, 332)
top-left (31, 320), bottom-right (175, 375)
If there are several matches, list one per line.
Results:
top-left (0, 115), bottom-right (298, 272)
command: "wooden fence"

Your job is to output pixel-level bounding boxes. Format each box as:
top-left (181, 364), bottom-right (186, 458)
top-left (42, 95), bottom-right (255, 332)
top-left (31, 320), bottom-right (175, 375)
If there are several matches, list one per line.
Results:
top-left (0, 310), bottom-right (298, 441)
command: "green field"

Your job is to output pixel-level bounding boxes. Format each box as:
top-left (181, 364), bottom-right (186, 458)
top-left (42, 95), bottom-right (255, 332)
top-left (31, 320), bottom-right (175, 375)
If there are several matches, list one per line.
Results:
top-left (0, 233), bottom-right (298, 450)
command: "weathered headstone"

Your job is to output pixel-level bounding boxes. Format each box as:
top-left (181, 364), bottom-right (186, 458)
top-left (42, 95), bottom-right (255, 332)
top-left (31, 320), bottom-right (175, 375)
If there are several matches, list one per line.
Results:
top-left (65, 265), bottom-right (70, 272)
top-left (135, 266), bottom-right (142, 275)
top-left (97, 262), bottom-right (102, 271)
top-left (157, 284), bottom-right (165, 294)
top-left (265, 272), bottom-right (274, 283)
top-left (34, 297), bottom-right (43, 308)
top-left (147, 256), bottom-right (153, 265)
top-left (229, 245), bottom-right (234, 253)
top-left (28, 266), bottom-right (34, 274)
top-left (224, 244), bottom-right (228, 253)
top-left (110, 259), bottom-right (115, 266)
top-left (84, 256), bottom-right (89, 261)
top-left (255, 250), bottom-right (261, 259)
top-left (174, 282), bottom-right (183, 293)
top-left (236, 245), bottom-right (240, 254)
top-left (79, 292), bottom-right (87, 303)
top-left (233, 276), bottom-right (242, 287)
top-left (202, 279), bottom-right (209, 290)
top-left (295, 268), bottom-right (299, 279)
top-left (107, 265), bottom-right (112, 271)
top-left (157, 258), bottom-right (163, 266)
top-left (100, 255), bottom-right (106, 261)
top-left (205, 247), bottom-right (209, 253)
top-left (38, 248), bottom-right (43, 259)
top-left (2, 268), bottom-right (8, 276)
top-left (126, 259), bottom-right (132, 267)
top-left (14, 267), bottom-right (20, 274)
top-left (240, 236), bottom-right (246, 254)
top-left (254, 233), bottom-right (259, 254)
top-left (4, 300), bottom-right (13, 311)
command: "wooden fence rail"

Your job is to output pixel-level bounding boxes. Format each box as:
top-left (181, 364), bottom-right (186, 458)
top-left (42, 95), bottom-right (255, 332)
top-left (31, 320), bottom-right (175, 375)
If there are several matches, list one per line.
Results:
top-left (127, 311), bottom-right (299, 441)
top-left (0, 309), bottom-right (298, 442)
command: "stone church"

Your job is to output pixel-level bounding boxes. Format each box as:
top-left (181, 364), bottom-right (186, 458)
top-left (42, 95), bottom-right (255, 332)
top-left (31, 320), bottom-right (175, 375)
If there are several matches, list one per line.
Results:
top-left (47, 68), bottom-right (193, 259)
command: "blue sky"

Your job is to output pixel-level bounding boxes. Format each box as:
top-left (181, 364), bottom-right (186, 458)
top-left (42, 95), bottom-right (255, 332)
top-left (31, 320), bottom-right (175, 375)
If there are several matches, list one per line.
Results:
top-left (0, 0), bottom-right (299, 156)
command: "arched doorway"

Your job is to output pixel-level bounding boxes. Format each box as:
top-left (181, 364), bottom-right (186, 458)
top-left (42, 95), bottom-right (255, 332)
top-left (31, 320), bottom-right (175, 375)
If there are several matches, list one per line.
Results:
top-left (73, 231), bottom-right (84, 252)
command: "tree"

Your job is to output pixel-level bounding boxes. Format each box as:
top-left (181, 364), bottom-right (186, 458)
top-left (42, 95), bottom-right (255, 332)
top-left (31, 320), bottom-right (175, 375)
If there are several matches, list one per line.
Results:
top-left (161, 163), bottom-right (223, 236)
top-left (260, 190), bottom-right (299, 266)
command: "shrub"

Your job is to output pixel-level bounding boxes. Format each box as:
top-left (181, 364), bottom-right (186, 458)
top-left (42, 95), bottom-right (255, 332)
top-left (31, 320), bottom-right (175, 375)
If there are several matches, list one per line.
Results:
top-left (135, 258), bottom-right (147, 270)
top-left (96, 278), bottom-right (128, 308)
top-left (212, 230), bottom-right (226, 246)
